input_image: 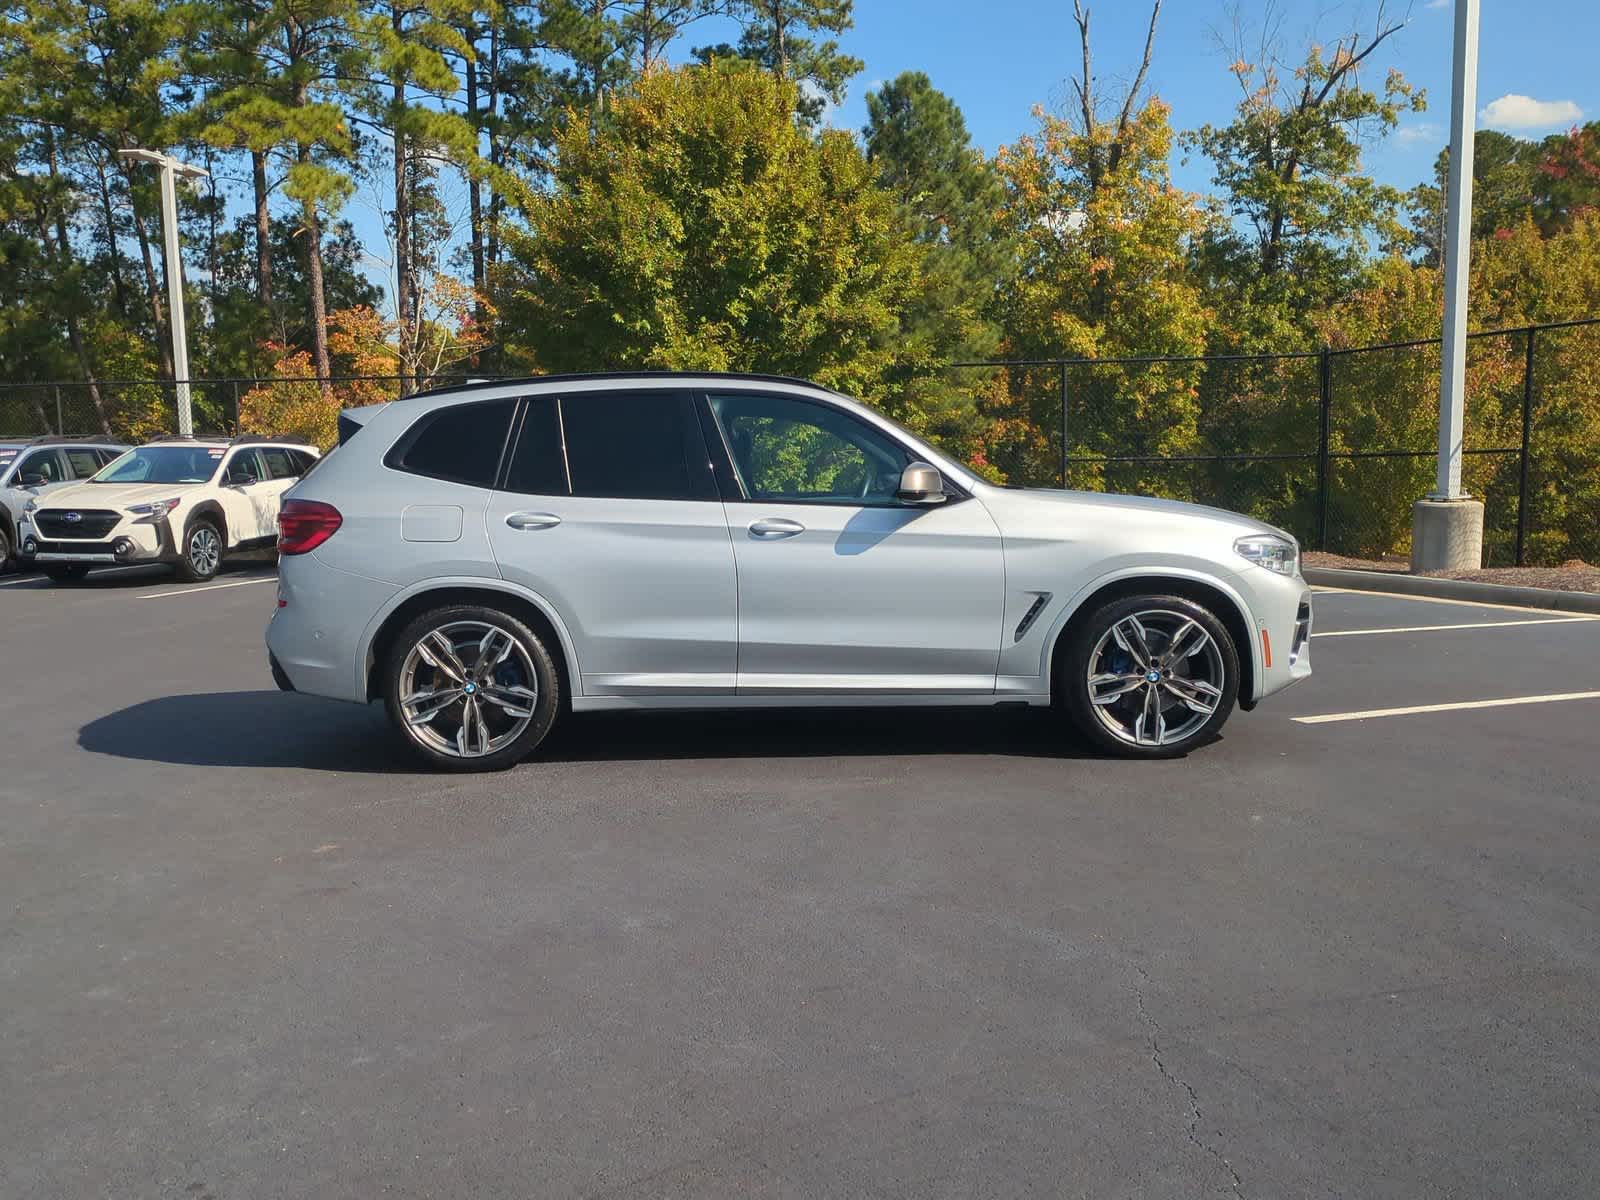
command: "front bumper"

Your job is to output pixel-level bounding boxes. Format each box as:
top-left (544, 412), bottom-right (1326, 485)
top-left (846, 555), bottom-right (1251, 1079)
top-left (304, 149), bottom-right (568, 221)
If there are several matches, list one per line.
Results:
top-left (1238, 568), bottom-right (1313, 702)
top-left (18, 516), bottom-right (174, 565)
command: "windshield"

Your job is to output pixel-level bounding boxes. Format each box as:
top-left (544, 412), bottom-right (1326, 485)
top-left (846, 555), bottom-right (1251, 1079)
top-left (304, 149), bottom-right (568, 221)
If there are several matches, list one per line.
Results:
top-left (92, 445), bottom-right (223, 485)
top-left (0, 445), bottom-right (20, 480)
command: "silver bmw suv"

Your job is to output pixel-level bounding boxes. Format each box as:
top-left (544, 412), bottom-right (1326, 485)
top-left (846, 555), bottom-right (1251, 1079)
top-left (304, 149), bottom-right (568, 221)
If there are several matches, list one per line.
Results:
top-left (266, 372), bottom-right (1312, 770)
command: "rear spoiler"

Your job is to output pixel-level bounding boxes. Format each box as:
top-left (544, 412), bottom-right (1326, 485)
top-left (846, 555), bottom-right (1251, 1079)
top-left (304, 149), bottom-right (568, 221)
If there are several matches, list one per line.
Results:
top-left (337, 402), bottom-right (389, 445)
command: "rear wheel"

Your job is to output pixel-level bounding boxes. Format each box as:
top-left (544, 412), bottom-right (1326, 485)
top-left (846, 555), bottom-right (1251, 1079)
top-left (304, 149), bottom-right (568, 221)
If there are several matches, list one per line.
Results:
top-left (0, 524), bottom-right (12, 573)
top-left (175, 518), bottom-right (223, 583)
top-left (1062, 594), bottom-right (1238, 759)
top-left (383, 605), bottom-right (561, 772)
top-left (43, 563), bottom-right (91, 583)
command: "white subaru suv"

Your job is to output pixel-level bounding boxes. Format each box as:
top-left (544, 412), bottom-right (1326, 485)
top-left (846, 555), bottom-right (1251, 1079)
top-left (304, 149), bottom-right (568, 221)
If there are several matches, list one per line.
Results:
top-left (1, 436), bottom-right (128, 568)
top-left (20, 435), bottom-right (319, 583)
top-left (266, 372), bottom-right (1312, 769)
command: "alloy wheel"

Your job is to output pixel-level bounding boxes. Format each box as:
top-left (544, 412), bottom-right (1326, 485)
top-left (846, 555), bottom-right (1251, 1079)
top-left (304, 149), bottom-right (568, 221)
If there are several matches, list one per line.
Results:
top-left (189, 526), bottom-right (221, 576)
top-left (398, 620), bottom-right (540, 759)
top-left (1085, 609), bottom-right (1226, 748)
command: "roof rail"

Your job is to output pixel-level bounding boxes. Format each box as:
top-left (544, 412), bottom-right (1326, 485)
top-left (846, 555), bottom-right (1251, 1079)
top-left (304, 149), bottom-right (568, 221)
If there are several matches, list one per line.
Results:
top-left (230, 433), bottom-right (315, 446)
top-left (408, 369), bottom-right (827, 401)
top-left (0, 433), bottom-right (124, 445)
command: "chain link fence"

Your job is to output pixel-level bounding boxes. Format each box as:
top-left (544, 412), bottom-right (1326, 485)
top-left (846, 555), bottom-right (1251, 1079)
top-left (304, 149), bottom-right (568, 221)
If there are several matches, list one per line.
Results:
top-left (954, 317), bottom-right (1600, 567)
top-left (4, 319), bottom-right (1597, 566)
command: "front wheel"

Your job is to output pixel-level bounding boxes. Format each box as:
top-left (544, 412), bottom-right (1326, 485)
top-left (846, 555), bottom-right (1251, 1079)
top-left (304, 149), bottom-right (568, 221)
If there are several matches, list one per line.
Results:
top-left (175, 518), bottom-right (223, 583)
top-left (383, 605), bottom-right (562, 772)
top-left (1062, 594), bottom-right (1239, 759)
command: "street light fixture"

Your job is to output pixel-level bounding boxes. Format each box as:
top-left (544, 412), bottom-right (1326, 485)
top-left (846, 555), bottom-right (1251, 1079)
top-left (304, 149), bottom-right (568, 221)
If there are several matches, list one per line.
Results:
top-left (118, 148), bottom-right (209, 437)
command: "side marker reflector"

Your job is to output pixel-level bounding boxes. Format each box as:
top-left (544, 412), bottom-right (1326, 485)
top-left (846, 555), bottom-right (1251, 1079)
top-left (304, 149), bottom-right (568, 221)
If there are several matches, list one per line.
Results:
top-left (1260, 628), bottom-right (1273, 669)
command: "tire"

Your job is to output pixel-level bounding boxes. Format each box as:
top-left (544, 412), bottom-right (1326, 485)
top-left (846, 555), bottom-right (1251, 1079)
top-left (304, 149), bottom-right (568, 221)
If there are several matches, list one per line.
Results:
top-left (175, 517), bottom-right (223, 583)
top-left (0, 523), bottom-right (12, 574)
top-left (383, 604), bottom-right (562, 772)
top-left (1061, 594), bottom-right (1239, 759)
top-left (44, 563), bottom-right (91, 583)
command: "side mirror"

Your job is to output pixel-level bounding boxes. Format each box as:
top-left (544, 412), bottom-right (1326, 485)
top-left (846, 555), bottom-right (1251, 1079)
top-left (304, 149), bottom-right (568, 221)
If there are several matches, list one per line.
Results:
top-left (18, 472), bottom-right (47, 488)
top-left (896, 461), bottom-right (947, 505)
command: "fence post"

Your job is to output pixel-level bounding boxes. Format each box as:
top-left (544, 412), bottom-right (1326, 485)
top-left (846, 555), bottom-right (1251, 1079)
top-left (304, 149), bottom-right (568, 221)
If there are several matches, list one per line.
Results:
top-left (1516, 326), bottom-right (1535, 567)
top-left (1059, 362), bottom-right (1069, 489)
top-left (53, 384), bottom-right (63, 434)
top-left (232, 380), bottom-right (241, 433)
top-left (1316, 348), bottom-right (1332, 551)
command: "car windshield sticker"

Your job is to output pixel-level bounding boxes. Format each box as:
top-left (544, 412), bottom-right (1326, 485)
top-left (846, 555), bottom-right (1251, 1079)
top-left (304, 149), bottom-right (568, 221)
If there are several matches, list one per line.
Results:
top-left (208, 448), bottom-right (224, 457)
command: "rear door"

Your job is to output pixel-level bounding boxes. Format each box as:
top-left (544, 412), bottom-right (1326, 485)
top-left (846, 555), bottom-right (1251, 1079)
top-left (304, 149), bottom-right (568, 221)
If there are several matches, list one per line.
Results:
top-left (485, 390), bottom-right (738, 698)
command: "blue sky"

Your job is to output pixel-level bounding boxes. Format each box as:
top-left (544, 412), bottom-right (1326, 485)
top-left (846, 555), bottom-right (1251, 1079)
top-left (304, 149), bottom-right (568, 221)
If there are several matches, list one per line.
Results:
top-left (690, 0), bottom-right (1595, 193)
top-left (323, 1), bottom-right (1598, 304)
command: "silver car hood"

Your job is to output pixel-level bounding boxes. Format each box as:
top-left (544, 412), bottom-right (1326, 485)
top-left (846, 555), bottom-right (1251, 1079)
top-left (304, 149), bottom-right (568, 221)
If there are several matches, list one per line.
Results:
top-left (985, 484), bottom-right (1294, 543)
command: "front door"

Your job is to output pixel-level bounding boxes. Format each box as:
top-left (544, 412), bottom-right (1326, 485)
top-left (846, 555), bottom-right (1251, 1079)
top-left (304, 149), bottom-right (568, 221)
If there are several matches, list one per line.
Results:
top-left (485, 390), bottom-right (738, 698)
top-left (705, 391), bottom-right (1006, 695)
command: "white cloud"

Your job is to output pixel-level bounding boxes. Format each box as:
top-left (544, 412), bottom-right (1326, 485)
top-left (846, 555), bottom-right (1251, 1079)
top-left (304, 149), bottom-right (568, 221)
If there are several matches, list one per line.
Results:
top-left (1397, 122), bottom-right (1440, 146)
top-left (1479, 94), bottom-right (1584, 131)
top-left (1424, 0), bottom-right (1449, 9)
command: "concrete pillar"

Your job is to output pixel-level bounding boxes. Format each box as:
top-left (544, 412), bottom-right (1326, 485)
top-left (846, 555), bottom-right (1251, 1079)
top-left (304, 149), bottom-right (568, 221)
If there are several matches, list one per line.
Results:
top-left (1411, 498), bottom-right (1485, 572)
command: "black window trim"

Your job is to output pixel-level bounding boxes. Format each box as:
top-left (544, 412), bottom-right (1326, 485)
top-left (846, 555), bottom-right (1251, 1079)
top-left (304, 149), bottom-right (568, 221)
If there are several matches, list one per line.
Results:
top-left (517, 387), bottom-right (717, 503)
top-left (494, 395), bottom-right (571, 495)
top-left (383, 396), bottom-right (520, 490)
top-left (695, 389), bottom-right (970, 509)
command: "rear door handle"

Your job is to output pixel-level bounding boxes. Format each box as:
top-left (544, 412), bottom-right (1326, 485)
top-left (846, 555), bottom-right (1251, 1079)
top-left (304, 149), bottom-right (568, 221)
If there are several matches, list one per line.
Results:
top-left (748, 518), bottom-right (805, 539)
top-left (505, 511), bottom-right (562, 531)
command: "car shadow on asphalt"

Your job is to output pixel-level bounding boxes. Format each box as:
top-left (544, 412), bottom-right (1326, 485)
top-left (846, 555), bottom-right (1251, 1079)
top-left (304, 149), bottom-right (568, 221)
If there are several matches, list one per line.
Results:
top-left (79, 691), bottom-right (1106, 770)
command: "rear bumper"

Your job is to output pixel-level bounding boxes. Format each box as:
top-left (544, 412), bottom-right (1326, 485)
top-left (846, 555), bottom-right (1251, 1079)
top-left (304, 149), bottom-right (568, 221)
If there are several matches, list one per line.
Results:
top-left (268, 651), bottom-right (297, 693)
top-left (266, 552), bottom-right (400, 703)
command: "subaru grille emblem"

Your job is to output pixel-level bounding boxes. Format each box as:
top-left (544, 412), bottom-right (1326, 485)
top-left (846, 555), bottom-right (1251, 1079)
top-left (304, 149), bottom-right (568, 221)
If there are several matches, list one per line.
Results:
top-left (63, 511), bottom-right (82, 523)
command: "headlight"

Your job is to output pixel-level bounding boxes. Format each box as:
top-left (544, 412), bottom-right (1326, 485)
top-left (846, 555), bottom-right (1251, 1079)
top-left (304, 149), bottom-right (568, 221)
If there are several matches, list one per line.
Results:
top-left (127, 497), bottom-right (182, 519)
top-left (23, 497), bottom-right (37, 514)
top-left (1234, 534), bottom-right (1299, 576)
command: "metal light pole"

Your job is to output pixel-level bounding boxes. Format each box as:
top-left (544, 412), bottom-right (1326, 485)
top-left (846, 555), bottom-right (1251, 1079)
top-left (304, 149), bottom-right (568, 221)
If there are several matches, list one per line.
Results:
top-left (118, 148), bottom-right (209, 437)
top-left (1412, 0), bottom-right (1486, 569)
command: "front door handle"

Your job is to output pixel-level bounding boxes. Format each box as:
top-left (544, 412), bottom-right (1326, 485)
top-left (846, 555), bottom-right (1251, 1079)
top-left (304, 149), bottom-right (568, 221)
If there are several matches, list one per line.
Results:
top-left (748, 517), bottom-right (805, 539)
top-left (505, 511), bottom-right (562, 531)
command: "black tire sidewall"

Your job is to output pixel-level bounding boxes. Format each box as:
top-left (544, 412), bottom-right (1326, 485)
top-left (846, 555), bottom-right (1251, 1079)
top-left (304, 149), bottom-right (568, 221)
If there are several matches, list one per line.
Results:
top-left (1062, 594), bottom-right (1240, 759)
top-left (383, 604), bottom-right (562, 772)
top-left (176, 518), bottom-right (222, 582)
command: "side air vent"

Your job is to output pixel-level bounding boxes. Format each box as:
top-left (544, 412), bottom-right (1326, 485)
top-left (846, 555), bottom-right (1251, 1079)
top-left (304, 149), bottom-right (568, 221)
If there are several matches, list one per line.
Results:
top-left (1013, 592), bottom-right (1053, 642)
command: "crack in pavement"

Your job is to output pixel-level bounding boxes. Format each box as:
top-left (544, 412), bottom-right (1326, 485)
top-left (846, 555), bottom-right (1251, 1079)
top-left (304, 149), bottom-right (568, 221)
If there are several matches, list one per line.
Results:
top-left (1132, 964), bottom-right (1245, 1198)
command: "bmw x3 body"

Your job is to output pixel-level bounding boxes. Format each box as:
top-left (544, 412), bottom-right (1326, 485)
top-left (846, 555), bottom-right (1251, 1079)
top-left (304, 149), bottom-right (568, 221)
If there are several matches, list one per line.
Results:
top-left (20, 435), bottom-right (318, 583)
top-left (267, 372), bottom-right (1312, 769)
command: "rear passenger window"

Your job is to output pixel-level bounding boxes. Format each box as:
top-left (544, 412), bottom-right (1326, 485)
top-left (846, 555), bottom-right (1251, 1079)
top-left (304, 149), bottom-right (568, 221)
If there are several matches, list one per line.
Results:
top-left (64, 449), bottom-right (101, 478)
top-left (504, 397), bottom-right (568, 495)
top-left (387, 399), bottom-right (515, 487)
top-left (260, 448), bottom-right (298, 479)
top-left (560, 392), bottom-right (714, 501)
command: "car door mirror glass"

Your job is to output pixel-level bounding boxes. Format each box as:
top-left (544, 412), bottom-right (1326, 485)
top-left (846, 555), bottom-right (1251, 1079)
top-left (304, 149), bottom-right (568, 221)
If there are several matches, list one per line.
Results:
top-left (896, 462), bottom-right (946, 505)
top-left (18, 472), bottom-right (46, 488)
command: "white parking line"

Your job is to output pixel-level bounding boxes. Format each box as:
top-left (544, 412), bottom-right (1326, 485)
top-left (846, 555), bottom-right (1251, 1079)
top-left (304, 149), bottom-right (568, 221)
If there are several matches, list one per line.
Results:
top-left (1294, 691), bottom-right (1600, 725)
top-left (134, 577), bottom-right (277, 600)
top-left (1310, 585), bottom-right (1597, 617)
top-left (1314, 616), bottom-right (1598, 638)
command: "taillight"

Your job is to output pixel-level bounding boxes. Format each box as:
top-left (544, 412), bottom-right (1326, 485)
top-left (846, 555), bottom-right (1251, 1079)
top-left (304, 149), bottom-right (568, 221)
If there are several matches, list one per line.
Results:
top-left (278, 499), bottom-right (342, 555)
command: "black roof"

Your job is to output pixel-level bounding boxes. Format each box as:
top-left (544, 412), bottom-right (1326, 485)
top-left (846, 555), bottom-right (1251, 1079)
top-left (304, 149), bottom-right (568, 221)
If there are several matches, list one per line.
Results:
top-left (144, 433), bottom-right (315, 446)
top-left (0, 433), bottom-right (124, 446)
top-left (409, 370), bottom-right (827, 401)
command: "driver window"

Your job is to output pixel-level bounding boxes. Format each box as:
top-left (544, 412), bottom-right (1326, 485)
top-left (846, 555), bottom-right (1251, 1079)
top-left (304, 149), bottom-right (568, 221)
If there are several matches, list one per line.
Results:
top-left (225, 449), bottom-right (264, 485)
top-left (18, 450), bottom-right (63, 483)
top-left (708, 393), bottom-right (909, 506)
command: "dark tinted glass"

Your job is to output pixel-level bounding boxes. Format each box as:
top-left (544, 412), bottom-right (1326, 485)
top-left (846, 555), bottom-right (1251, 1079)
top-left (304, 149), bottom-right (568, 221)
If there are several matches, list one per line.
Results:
top-left (260, 447), bottom-right (297, 479)
top-left (389, 399), bottom-right (514, 487)
top-left (504, 397), bottom-right (568, 495)
top-left (560, 392), bottom-right (714, 501)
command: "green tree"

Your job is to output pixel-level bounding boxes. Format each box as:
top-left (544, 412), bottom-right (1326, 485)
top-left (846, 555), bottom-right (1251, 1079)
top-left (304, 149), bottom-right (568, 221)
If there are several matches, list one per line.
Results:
top-left (862, 71), bottom-right (1012, 458)
top-left (1192, 14), bottom-right (1423, 346)
top-left (1406, 130), bottom-right (1544, 265)
top-left (694, 0), bottom-right (860, 123)
top-left (497, 63), bottom-right (920, 400)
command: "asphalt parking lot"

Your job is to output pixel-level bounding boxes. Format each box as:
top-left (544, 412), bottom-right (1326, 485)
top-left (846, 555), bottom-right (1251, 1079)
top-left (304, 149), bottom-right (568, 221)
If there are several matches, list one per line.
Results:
top-left (3, 566), bottom-right (1597, 1198)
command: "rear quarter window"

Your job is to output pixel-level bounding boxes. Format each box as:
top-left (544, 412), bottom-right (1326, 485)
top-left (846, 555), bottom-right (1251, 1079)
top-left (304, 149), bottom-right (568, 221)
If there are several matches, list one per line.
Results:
top-left (385, 399), bottom-right (516, 488)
